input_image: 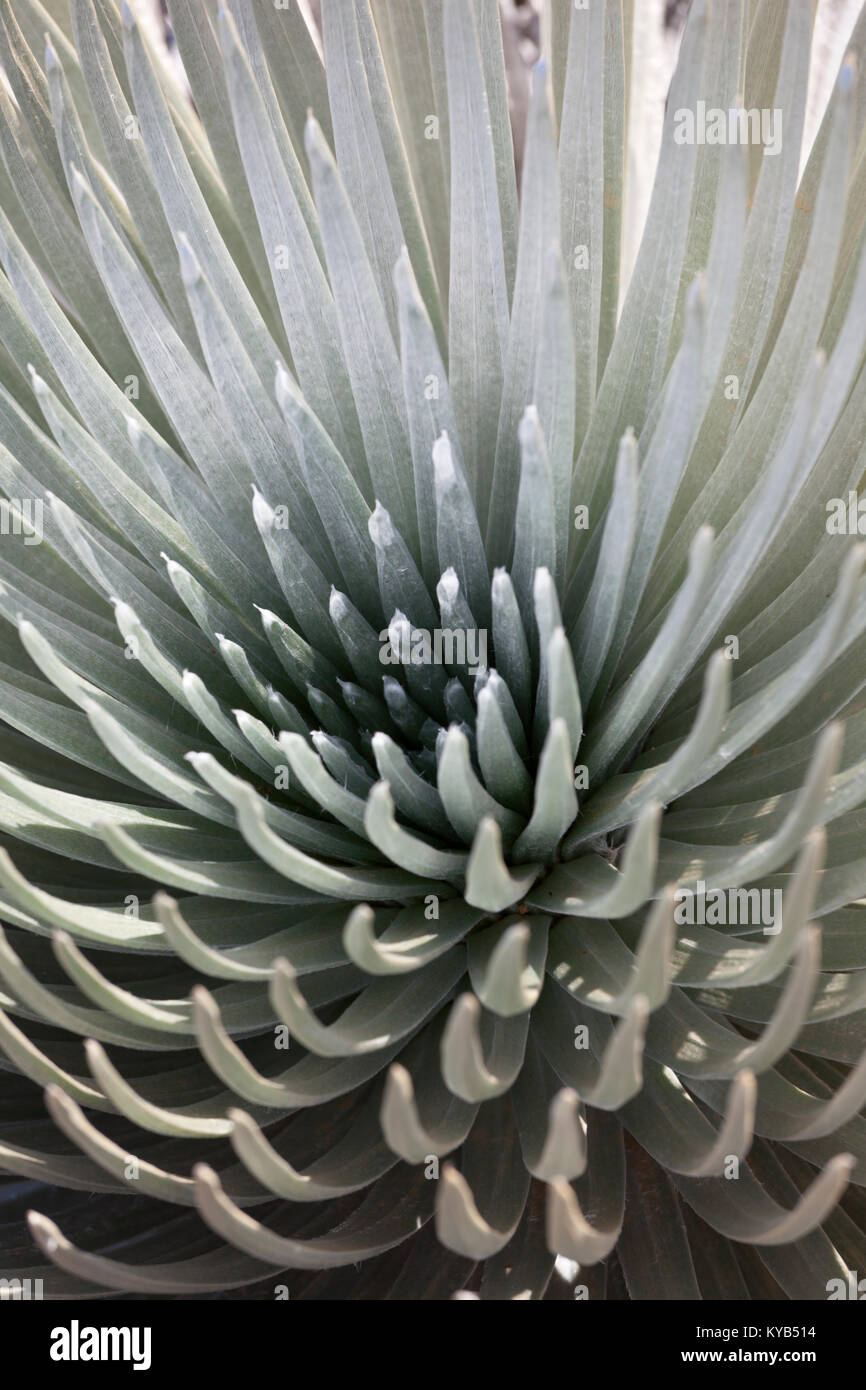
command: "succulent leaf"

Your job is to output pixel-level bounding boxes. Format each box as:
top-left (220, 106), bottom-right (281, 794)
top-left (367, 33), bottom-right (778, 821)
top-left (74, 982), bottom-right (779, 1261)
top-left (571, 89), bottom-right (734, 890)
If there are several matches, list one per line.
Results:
top-left (0, 0), bottom-right (864, 1301)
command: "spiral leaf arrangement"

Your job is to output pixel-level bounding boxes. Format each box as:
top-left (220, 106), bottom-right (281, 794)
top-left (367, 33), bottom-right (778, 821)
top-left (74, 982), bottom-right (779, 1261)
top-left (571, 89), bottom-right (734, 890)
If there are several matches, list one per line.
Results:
top-left (0, 0), bottom-right (865, 1300)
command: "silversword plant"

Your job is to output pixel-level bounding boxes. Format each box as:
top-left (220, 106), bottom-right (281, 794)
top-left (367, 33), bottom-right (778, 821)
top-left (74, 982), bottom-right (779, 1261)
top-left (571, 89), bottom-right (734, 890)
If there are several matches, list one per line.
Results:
top-left (0, 0), bottom-right (865, 1300)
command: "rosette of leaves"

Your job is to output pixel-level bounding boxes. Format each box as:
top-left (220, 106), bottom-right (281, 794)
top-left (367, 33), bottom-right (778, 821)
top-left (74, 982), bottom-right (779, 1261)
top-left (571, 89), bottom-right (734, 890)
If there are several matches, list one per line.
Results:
top-left (0, 0), bottom-right (865, 1302)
